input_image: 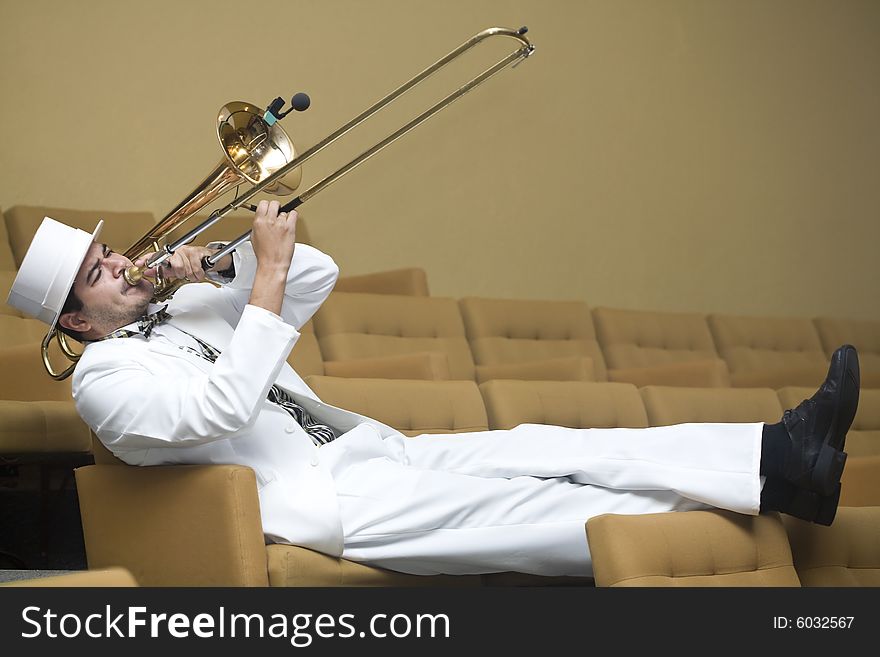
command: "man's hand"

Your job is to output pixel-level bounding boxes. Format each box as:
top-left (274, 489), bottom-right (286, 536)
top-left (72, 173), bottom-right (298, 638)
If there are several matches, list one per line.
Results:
top-left (250, 200), bottom-right (298, 273)
top-left (136, 245), bottom-right (233, 284)
top-left (248, 200), bottom-right (298, 316)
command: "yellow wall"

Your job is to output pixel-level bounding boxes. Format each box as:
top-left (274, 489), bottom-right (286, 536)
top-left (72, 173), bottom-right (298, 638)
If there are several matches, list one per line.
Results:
top-left (1, 0), bottom-right (878, 319)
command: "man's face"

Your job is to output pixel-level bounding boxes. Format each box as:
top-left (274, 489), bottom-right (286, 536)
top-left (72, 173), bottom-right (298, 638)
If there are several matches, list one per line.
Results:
top-left (59, 241), bottom-right (154, 339)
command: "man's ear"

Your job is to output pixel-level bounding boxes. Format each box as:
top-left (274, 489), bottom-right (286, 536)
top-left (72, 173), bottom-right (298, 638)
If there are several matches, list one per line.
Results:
top-left (58, 311), bottom-right (91, 334)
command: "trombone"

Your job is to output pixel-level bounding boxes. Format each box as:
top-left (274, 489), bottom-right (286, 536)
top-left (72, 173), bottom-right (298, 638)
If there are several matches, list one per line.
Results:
top-left (43, 26), bottom-right (535, 379)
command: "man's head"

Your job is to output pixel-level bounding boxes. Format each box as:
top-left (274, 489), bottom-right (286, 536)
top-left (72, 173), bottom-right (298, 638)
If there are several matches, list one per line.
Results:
top-left (7, 217), bottom-right (154, 341)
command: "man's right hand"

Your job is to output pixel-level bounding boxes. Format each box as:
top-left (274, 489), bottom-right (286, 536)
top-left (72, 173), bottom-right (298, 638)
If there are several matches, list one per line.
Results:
top-left (248, 200), bottom-right (298, 316)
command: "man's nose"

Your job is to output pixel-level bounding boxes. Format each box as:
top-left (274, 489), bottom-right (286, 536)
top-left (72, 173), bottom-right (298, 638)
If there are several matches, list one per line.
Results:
top-left (108, 254), bottom-right (129, 277)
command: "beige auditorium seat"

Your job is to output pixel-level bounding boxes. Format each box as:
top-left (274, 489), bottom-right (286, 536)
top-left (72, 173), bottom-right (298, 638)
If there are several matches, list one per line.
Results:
top-left (170, 213), bottom-right (428, 296)
top-left (592, 307), bottom-right (730, 387)
top-left (814, 317), bottom-right (880, 388)
top-left (459, 297), bottom-right (606, 383)
top-left (287, 320), bottom-right (324, 377)
top-left (314, 292), bottom-right (474, 380)
top-left (640, 386), bottom-right (782, 426)
top-left (479, 380), bottom-right (647, 431)
top-left (0, 315), bottom-right (49, 347)
top-left (586, 510), bottom-right (801, 586)
top-left (4, 205), bottom-right (156, 266)
top-left (334, 267), bottom-right (429, 296)
top-left (0, 271), bottom-right (23, 316)
top-left (0, 567), bottom-right (138, 587)
top-left (783, 507), bottom-right (880, 586)
top-left (0, 207), bottom-right (17, 270)
top-left (777, 387), bottom-right (880, 458)
top-left (305, 376), bottom-right (488, 436)
top-left (708, 314), bottom-right (829, 389)
top-left (76, 440), bottom-right (476, 587)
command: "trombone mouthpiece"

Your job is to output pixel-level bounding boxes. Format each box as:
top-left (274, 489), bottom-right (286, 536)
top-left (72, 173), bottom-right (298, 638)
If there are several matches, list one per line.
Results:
top-left (123, 265), bottom-right (145, 286)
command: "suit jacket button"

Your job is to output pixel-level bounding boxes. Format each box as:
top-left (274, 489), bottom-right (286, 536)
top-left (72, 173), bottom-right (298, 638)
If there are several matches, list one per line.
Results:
top-left (310, 454), bottom-right (320, 466)
top-left (285, 425), bottom-right (296, 434)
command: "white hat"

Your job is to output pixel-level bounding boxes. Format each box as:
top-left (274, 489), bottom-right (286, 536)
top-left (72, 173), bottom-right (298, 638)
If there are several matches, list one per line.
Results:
top-left (6, 217), bottom-right (104, 330)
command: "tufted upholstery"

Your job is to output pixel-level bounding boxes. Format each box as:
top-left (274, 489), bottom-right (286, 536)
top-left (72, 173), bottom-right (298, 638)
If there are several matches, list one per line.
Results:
top-left (782, 506), bottom-right (880, 586)
top-left (314, 293), bottom-right (475, 380)
top-left (479, 380), bottom-right (647, 431)
top-left (777, 387), bottom-right (880, 458)
top-left (305, 376), bottom-right (488, 436)
top-left (814, 317), bottom-right (880, 388)
top-left (4, 205), bottom-right (156, 266)
top-left (459, 297), bottom-right (607, 381)
top-left (586, 510), bottom-right (801, 587)
top-left (593, 307), bottom-right (718, 368)
top-left (708, 314), bottom-right (829, 388)
top-left (640, 386), bottom-right (783, 426)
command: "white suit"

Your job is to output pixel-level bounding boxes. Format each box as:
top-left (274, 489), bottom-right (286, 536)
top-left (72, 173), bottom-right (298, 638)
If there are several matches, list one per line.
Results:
top-left (73, 243), bottom-right (764, 577)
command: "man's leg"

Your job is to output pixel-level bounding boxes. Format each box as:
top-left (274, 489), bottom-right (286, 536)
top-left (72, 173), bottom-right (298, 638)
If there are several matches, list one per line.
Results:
top-left (320, 425), bottom-right (709, 576)
top-left (394, 422), bottom-right (763, 515)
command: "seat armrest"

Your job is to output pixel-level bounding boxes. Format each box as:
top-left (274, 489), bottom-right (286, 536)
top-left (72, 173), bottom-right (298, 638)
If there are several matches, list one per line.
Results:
top-left (586, 510), bottom-right (800, 587)
top-left (75, 464), bottom-right (269, 586)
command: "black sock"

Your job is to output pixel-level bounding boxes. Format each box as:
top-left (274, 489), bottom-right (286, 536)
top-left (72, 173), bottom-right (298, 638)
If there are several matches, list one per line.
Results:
top-left (759, 477), bottom-right (793, 513)
top-left (760, 421), bottom-right (789, 478)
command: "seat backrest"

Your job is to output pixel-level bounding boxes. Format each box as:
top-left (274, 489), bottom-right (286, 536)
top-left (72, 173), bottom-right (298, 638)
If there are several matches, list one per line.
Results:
top-left (783, 506), bottom-right (880, 586)
top-left (641, 386), bottom-right (783, 426)
top-left (0, 315), bottom-right (52, 347)
top-left (479, 380), bottom-right (648, 430)
top-left (708, 314), bottom-right (828, 387)
top-left (287, 320), bottom-right (324, 377)
top-left (587, 510), bottom-right (801, 587)
top-left (814, 317), bottom-right (880, 388)
top-left (778, 387), bottom-right (880, 458)
top-left (334, 267), bottom-right (429, 296)
top-left (593, 306), bottom-right (718, 368)
top-left (459, 297), bottom-right (607, 381)
top-left (4, 205), bottom-right (156, 267)
top-left (314, 292), bottom-right (475, 380)
top-left (304, 376), bottom-right (488, 436)
top-left (0, 271), bottom-right (23, 317)
top-left (0, 206), bottom-right (16, 270)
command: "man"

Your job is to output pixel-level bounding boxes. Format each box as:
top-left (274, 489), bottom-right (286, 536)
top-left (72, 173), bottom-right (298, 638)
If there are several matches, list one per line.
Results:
top-left (7, 203), bottom-right (860, 577)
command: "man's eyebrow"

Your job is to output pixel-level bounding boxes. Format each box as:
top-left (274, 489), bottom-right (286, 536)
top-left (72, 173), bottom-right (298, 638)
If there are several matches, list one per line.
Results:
top-left (86, 244), bottom-right (110, 286)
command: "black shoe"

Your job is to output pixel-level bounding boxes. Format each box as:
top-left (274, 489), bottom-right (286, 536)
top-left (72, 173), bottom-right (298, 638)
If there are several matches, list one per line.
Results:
top-left (765, 479), bottom-right (841, 526)
top-left (781, 344), bottom-right (860, 495)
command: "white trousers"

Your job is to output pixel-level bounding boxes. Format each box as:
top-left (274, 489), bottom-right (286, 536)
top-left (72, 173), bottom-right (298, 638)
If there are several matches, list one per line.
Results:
top-left (319, 422), bottom-right (765, 577)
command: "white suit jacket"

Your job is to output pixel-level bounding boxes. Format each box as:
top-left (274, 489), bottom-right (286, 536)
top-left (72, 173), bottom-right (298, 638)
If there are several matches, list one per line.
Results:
top-left (72, 243), bottom-right (402, 557)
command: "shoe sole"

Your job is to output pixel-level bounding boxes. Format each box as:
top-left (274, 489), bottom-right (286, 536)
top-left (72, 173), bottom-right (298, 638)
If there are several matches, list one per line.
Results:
top-left (809, 345), bottom-right (859, 495)
top-left (826, 345), bottom-right (860, 454)
top-left (786, 483), bottom-right (841, 526)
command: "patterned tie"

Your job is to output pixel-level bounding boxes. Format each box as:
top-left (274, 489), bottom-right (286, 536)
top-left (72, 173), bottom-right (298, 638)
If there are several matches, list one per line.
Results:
top-left (184, 334), bottom-right (338, 447)
top-left (136, 307), bottom-right (172, 338)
